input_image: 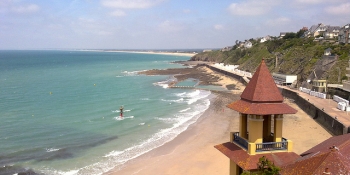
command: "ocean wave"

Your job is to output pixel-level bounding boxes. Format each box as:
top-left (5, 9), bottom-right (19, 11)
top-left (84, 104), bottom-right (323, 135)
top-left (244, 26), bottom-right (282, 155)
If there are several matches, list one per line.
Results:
top-left (46, 148), bottom-right (60, 152)
top-left (179, 108), bottom-right (191, 112)
top-left (114, 116), bottom-right (134, 121)
top-left (153, 81), bottom-right (169, 89)
top-left (55, 94), bottom-right (211, 175)
top-left (160, 98), bottom-right (184, 103)
top-left (121, 70), bottom-right (146, 76)
top-left (174, 90), bottom-right (211, 104)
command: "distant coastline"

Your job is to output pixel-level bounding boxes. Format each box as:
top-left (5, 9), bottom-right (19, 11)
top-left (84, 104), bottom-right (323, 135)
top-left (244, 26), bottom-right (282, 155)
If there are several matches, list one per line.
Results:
top-left (104, 50), bottom-right (196, 57)
top-left (74, 49), bottom-right (197, 57)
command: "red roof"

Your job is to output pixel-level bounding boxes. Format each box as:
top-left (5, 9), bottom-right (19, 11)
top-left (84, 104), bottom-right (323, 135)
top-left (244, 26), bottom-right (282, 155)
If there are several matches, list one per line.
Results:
top-left (281, 133), bottom-right (350, 174)
top-left (214, 142), bottom-right (300, 170)
top-left (227, 59), bottom-right (297, 115)
top-left (227, 99), bottom-right (297, 115)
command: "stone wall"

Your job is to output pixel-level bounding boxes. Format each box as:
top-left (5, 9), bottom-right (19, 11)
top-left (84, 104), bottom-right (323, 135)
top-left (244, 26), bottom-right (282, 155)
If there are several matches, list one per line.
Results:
top-left (206, 65), bottom-right (248, 85)
top-left (280, 88), bottom-right (349, 136)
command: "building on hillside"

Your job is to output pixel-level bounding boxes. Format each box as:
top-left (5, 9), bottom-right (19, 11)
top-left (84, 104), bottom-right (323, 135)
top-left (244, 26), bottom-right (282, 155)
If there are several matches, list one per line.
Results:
top-left (272, 73), bottom-right (297, 86)
top-left (342, 59), bottom-right (350, 92)
top-left (203, 49), bottom-right (212, 52)
top-left (324, 48), bottom-right (332, 56)
top-left (279, 32), bottom-right (288, 38)
top-left (244, 41), bottom-right (252, 48)
top-left (312, 79), bottom-right (327, 92)
top-left (280, 133), bottom-right (350, 174)
top-left (304, 23), bottom-right (327, 38)
top-left (221, 46), bottom-right (233, 52)
top-left (260, 35), bottom-right (271, 43)
top-left (215, 59), bottom-right (299, 175)
top-left (301, 26), bottom-right (308, 31)
top-left (338, 24), bottom-right (350, 44)
top-left (324, 26), bottom-right (340, 40)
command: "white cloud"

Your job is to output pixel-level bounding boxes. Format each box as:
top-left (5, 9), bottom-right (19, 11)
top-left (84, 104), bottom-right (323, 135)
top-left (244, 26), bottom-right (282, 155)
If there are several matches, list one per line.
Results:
top-left (228, 0), bottom-right (279, 16)
top-left (265, 17), bottom-right (290, 27)
top-left (325, 2), bottom-right (350, 15)
top-left (101, 0), bottom-right (164, 9)
top-left (294, 0), bottom-right (326, 4)
top-left (214, 24), bottom-right (224, 30)
top-left (158, 20), bottom-right (184, 33)
top-left (110, 10), bottom-right (126, 17)
top-left (11, 4), bottom-right (39, 13)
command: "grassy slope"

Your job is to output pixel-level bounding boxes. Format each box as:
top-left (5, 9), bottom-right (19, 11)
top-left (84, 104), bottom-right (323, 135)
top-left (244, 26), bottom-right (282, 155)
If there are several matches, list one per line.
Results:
top-left (191, 38), bottom-right (350, 84)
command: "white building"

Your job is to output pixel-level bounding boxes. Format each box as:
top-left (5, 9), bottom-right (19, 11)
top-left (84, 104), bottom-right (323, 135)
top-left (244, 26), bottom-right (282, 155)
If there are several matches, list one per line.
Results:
top-left (244, 41), bottom-right (252, 48)
top-left (272, 73), bottom-right (297, 85)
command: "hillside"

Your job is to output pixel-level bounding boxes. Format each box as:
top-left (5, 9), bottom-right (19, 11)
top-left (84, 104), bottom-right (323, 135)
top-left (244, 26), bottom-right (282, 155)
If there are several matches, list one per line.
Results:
top-left (191, 38), bottom-right (350, 85)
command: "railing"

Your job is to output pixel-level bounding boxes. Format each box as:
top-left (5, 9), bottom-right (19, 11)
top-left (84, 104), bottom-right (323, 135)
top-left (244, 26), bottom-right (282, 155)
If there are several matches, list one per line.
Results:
top-left (232, 132), bottom-right (248, 149)
top-left (232, 132), bottom-right (288, 152)
top-left (255, 141), bottom-right (288, 152)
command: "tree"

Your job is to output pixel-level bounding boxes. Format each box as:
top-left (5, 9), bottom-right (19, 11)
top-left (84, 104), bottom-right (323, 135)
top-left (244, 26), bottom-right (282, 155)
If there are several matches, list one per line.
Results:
top-left (283, 32), bottom-right (297, 39)
top-left (240, 156), bottom-right (281, 175)
top-left (296, 29), bottom-right (305, 38)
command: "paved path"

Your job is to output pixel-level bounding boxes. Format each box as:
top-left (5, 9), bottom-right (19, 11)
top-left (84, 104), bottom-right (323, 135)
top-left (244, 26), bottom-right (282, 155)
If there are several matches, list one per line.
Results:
top-left (206, 63), bottom-right (350, 129)
top-left (280, 86), bottom-right (350, 127)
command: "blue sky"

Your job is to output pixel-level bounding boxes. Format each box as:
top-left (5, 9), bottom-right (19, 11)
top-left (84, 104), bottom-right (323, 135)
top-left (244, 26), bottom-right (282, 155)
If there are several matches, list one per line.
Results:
top-left (1, 0), bottom-right (349, 49)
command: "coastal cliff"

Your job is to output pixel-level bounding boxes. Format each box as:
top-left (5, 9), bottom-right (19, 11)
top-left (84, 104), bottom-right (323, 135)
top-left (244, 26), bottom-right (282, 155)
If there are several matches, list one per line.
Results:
top-left (191, 38), bottom-right (350, 85)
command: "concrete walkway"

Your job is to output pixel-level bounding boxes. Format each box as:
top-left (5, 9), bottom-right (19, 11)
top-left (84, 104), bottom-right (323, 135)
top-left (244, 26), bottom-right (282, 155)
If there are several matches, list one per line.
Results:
top-left (279, 86), bottom-right (350, 128)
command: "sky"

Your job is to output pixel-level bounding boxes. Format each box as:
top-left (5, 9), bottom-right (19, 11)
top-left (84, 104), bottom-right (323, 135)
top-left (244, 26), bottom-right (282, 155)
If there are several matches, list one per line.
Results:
top-left (1, 0), bottom-right (349, 50)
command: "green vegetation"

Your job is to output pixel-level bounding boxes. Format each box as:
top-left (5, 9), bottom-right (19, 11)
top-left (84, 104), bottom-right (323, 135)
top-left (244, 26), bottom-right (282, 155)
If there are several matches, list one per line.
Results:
top-left (191, 36), bottom-right (350, 84)
top-left (241, 156), bottom-right (280, 175)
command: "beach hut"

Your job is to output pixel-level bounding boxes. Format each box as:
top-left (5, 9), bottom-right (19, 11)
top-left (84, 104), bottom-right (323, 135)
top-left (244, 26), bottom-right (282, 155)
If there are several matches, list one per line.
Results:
top-left (215, 59), bottom-right (299, 174)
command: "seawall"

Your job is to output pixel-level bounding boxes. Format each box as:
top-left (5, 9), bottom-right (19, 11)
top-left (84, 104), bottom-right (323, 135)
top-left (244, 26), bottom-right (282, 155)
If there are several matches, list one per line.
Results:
top-left (205, 65), bottom-right (248, 85)
top-left (280, 88), bottom-right (349, 136)
top-left (204, 64), bottom-right (349, 136)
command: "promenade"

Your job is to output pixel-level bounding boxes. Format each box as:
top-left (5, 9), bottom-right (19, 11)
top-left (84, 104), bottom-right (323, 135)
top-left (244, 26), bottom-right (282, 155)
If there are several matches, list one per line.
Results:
top-left (280, 86), bottom-right (350, 128)
top-left (206, 63), bottom-right (350, 134)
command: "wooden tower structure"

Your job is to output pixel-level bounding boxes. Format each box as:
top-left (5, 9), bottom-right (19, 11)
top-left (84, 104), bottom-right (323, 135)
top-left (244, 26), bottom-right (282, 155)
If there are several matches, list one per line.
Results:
top-left (215, 59), bottom-right (300, 174)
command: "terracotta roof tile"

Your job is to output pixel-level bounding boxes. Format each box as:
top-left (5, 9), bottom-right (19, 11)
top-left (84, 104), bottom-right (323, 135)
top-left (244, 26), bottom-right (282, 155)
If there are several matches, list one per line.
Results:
top-left (227, 59), bottom-right (297, 115)
top-left (281, 133), bottom-right (350, 175)
top-left (214, 142), bottom-right (300, 170)
top-left (241, 59), bottom-right (283, 102)
top-left (227, 99), bottom-right (297, 115)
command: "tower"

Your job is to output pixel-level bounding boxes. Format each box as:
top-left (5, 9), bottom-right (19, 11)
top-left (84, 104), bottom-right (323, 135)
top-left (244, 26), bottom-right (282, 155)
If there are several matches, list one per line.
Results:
top-left (215, 59), bottom-right (300, 175)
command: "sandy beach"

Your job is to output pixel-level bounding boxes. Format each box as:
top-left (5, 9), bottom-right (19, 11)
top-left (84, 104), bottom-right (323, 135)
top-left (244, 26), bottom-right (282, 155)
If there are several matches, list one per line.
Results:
top-left (107, 62), bottom-right (332, 175)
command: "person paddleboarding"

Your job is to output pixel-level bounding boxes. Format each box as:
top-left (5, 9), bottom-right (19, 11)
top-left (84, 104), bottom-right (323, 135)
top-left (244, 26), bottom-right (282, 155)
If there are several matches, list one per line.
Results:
top-left (120, 106), bottom-right (124, 118)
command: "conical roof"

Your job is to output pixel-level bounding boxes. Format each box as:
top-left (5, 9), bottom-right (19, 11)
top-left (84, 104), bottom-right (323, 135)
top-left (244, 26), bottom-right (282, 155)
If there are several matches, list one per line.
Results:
top-left (227, 59), bottom-right (297, 115)
top-left (241, 59), bottom-right (283, 102)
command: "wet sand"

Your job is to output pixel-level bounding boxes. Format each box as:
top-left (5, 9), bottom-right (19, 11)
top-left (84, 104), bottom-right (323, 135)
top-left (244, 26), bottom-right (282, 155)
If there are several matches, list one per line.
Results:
top-left (107, 62), bottom-right (332, 175)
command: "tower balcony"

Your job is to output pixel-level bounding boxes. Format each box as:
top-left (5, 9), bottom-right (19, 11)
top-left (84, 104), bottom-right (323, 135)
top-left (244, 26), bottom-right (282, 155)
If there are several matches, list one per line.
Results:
top-left (232, 132), bottom-right (291, 154)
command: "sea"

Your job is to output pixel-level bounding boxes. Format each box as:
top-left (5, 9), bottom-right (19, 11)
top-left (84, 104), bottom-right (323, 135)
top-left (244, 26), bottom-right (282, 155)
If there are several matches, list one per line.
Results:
top-left (0, 50), bottom-right (212, 175)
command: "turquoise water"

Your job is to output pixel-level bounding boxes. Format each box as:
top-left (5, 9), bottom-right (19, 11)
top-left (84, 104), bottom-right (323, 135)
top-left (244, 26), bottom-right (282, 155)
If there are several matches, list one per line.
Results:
top-left (0, 50), bottom-right (211, 175)
top-left (175, 78), bottom-right (198, 87)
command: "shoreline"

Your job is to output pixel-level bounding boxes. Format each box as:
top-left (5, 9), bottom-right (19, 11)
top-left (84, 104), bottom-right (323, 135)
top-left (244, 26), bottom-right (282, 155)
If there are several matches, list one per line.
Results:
top-left (106, 62), bottom-right (332, 174)
top-left (107, 91), bottom-right (239, 175)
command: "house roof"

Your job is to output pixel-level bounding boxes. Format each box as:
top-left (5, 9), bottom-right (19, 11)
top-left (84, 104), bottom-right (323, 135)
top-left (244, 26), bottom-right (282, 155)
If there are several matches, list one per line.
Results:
top-left (214, 142), bottom-right (300, 170)
top-left (227, 59), bottom-right (297, 115)
top-left (280, 134), bottom-right (350, 175)
top-left (325, 48), bottom-right (332, 51)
